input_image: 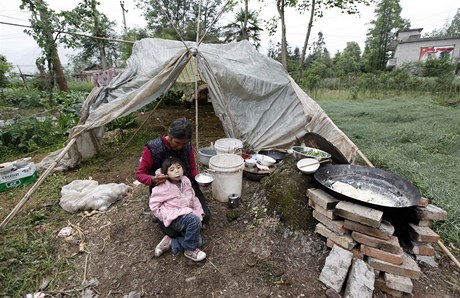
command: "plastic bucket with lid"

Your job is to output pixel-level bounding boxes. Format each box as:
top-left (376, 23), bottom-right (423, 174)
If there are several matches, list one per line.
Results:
top-left (214, 138), bottom-right (243, 155)
top-left (209, 154), bottom-right (244, 203)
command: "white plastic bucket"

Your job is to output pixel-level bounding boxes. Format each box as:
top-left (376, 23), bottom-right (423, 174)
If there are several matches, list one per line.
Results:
top-left (214, 138), bottom-right (243, 155)
top-left (209, 154), bottom-right (244, 203)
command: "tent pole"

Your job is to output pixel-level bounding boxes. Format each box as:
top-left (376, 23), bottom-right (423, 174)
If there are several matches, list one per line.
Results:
top-left (0, 137), bottom-right (77, 230)
top-left (194, 1), bottom-right (202, 153)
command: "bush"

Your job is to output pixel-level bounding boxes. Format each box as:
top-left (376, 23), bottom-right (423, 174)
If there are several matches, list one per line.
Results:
top-left (423, 57), bottom-right (455, 77)
top-left (0, 88), bottom-right (48, 108)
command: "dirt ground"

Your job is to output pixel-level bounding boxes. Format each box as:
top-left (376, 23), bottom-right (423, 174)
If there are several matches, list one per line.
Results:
top-left (50, 105), bottom-right (459, 297)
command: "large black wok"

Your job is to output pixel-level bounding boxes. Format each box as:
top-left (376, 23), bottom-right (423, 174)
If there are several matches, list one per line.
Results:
top-left (314, 165), bottom-right (421, 208)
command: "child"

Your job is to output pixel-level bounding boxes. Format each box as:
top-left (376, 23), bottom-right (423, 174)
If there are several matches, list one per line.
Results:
top-left (149, 157), bottom-right (206, 262)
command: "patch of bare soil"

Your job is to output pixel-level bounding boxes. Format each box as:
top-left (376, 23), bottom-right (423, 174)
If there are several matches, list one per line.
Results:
top-left (53, 105), bottom-right (459, 297)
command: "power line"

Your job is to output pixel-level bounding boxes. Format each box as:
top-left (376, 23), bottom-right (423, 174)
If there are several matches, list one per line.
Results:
top-left (0, 20), bottom-right (135, 44)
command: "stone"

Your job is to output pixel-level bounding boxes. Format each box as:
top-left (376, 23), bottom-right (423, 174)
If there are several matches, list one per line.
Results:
top-left (384, 272), bottom-right (413, 293)
top-left (351, 232), bottom-right (402, 254)
top-left (415, 255), bottom-right (438, 268)
top-left (319, 244), bottom-right (354, 293)
top-left (344, 259), bottom-right (375, 298)
top-left (415, 204), bottom-right (448, 221)
top-left (335, 201), bottom-right (383, 228)
top-left (315, 223), bottom-right (356, 250)
top-left (368, 253), bottom-right (421, 280)
top-left (375, 277), bottom-right (404, 297)
top-left (307, 188), bottom-right (340, 210)
top-left (309, 199), bottom-right (338, 219)
top-left (313, 210), bottom-right (347, 235)
top-left (410, 241), bottom-right (435, 256)
top-left (327, 238), bottom-right (364, 260)
top-left (416, 220), bottom-right (432, 227)
top-left (325, 288), bottom-right (342, 298)
top-left (407, 223), bottom-right (440, 243)
top-left (360, 244), bottom-right (404, 265)
top-left (343, 219), bottom-right (394, 240)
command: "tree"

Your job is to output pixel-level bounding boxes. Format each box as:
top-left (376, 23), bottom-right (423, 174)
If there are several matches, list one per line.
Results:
top-left (297, 0), bottom-right (373, 69)
top-left (425, 8), bottom-right (460, 37)
top-left (120, 28), bottom-right (151, 62)
top-left (20, 0), bottom-right (68, 93)
top-left (136, 0), bottom-right (228, 42)
top-left (61, 0), bottom-right (119, 71)
top-left (333, 41), bottom-right (362, 77)
top-left (363, 0), bottom-right (410, 72)
top-left (0, 55), bottom-right (13, 89)
top-left (222, 8), bottom-right (263, 49)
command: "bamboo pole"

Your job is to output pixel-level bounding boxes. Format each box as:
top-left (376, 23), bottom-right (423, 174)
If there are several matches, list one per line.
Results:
top-left (356, 147), bottom-right (374, 167)
top-left (437, 240), bottom-right (460, 269)
top-left (0, 138), bottom-right (77, 230)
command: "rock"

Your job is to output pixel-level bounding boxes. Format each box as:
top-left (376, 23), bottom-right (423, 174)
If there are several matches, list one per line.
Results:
top-left (344, 259), bottom-right (375, 298)
top-left (319, 244), bottom-right (354, 292)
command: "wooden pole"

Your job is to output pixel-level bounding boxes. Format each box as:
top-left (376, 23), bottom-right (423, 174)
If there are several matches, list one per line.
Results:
top-left (0, 138), bottom-right (77, 230)
top-left (437, 240), bottom-right (460, 270)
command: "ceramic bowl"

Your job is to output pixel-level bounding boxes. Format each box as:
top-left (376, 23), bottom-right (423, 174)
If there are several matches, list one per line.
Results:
top-left (195, 173), bottom-right (214, 188)
top-left (245, 158), bottom-right (257, 168)
top-left (296, 158), bottom-right (320, 174)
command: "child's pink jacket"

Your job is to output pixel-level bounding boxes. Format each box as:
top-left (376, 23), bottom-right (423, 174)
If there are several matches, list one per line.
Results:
top-left (149, 176), bottom-right (204, 227)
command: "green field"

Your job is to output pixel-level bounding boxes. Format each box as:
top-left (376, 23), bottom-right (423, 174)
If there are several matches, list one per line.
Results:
top-left (317, 94), bottom-right (460, 244)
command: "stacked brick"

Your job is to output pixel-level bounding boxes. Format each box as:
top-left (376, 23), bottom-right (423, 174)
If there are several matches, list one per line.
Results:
top-left (409, 203), bottom-right (447, 265)
top-left (307, 188), bottom-right (439, 297)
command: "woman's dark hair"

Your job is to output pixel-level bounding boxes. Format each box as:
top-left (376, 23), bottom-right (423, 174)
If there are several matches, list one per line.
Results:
top-left (168, 117), bottom-right (192, 140)
top-left (161, 157), bottom-right (185, 175)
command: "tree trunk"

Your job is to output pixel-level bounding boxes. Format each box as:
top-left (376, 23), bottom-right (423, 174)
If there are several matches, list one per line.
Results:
top-left (37, 0), bottom-right (68, 92)
top-left (299, 0), bottom-right (316, 69)
top-left (51, 43), bottom-right (68, 92)
top-left (277, 0), bottom-right (288, 69)
top-left (243, 0), bottom-right (249, 40)
top-left (91, 0), bottom-right (108, 70)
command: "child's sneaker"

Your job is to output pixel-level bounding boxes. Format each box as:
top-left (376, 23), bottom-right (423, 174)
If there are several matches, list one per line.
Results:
top-left (184, 248), bottom-right (206, 262)
top-left (154, 235), bottom-right (171, 257)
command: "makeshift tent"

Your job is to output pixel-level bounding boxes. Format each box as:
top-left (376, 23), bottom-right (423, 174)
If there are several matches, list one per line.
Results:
top-left (39, 38), bottom-right (358, 171)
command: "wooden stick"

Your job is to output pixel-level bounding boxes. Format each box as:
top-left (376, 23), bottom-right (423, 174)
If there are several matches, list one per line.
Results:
top-left (356, 148), bottom-right (374, 167)
top-left (437, 240), bottom-right (460, 269)
top-left (0, 138), bottom-right (77, 229)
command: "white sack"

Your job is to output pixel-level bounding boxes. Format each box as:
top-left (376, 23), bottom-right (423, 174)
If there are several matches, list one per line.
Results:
top-left (60, 180), bottom-right (131, 213)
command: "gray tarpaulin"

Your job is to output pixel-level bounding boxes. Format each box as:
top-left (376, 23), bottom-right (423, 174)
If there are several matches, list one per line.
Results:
top-left (40, 38), bottom-right (358, 171)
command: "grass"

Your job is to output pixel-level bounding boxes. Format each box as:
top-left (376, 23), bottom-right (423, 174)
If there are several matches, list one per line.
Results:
top-left (316, 94), bottom-right (460, 245)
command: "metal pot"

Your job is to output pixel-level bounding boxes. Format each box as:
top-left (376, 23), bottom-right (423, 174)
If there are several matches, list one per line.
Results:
top-left (314, 165), bottom-right (421, 208)
top-left (258, 150), bottom-right (287, 163)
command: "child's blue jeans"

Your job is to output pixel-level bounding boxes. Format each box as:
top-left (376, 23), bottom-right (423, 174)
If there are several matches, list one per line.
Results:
top-left (169, 213), bottom-right (202, 253)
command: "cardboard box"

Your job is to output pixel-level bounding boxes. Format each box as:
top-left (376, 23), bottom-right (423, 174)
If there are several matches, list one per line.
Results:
top-left (0, 163), bottom-right (38, 192)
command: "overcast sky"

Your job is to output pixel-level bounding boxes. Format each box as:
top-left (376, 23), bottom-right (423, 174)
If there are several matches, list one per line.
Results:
top-left (0, 0), bottom-right (458, 73)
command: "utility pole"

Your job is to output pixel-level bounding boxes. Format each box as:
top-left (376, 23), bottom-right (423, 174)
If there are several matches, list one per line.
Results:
top-left (120, 1), bottom-right (128, 33)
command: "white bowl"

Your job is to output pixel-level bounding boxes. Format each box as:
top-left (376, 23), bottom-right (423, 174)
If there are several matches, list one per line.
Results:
top-left (245, 158), bottom-right (257, 168)
top-left (255, 154), bottom-right (276, 166)
top-left (296, 158), bottom-right (320, 174)
top-left (195, 173), bottom-right (214, 188)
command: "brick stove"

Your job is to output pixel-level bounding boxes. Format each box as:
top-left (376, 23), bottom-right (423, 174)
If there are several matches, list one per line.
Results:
top-left (306, 188), bottom-right (448, 297)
